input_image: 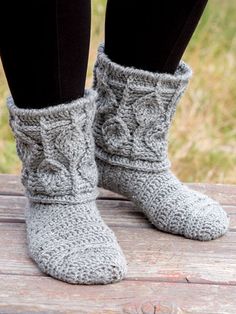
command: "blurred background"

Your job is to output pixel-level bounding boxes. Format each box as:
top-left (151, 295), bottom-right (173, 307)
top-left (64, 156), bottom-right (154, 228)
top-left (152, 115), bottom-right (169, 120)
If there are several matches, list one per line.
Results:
top-left (0, 0), bottom-right (236, 183)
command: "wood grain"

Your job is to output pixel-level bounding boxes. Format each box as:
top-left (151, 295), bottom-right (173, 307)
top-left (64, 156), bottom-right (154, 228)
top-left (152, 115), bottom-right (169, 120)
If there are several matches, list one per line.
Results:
top-left (0, 274), bottom-right (235, 314)
top-left (0, 174), bottom-right (236, 313)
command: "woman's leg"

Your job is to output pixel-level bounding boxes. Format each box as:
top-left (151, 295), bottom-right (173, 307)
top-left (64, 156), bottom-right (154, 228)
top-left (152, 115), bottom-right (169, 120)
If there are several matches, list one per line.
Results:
top-left (105, 0), bottom-right (208, 73)
top-left (93, 0), bottom-right (229, 241)
top-left (0, 0), bottom-right (91, 108)
top-left (1, 0), bottom-right (127, 284)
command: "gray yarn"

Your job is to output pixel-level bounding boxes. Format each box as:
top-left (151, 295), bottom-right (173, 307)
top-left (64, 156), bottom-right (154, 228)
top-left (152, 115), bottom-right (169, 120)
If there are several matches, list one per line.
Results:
top-left (7, 89), bottom-right (127, 284)
top-left (93, 44), bottom-right (230, 241)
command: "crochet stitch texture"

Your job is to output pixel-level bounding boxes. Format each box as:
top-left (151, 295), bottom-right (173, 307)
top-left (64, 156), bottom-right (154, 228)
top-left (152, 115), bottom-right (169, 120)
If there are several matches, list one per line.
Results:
top-left (7, 89), bottom-right (127, 284)
top-left (93, 44), bottom-right (229, 241)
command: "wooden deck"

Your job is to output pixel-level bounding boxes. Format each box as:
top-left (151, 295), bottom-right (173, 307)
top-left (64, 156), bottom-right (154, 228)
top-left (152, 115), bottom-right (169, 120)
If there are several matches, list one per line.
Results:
top-left (0, 174), bottom-right (236, 313)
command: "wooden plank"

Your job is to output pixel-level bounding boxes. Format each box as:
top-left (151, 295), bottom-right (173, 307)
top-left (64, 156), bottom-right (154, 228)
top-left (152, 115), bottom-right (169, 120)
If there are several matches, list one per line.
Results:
top-left (0, 174), bottom-right (24, 196)
top-left (187, 182), bottom-right (236, 205)
top-left (0, 195), bottom-right (144, 225)
top-left (0, 195), bottom-right (234, 230)
top-left (0, 174), bottom-right (124, 199)
top-left (0, 274), bottom-right (235, 314)
top-left (1, 174), bottom-right (236, 204)
top-left (1, 222), bottom-right (236, 285)
top-left (0, 195), bottom-right (235, 230)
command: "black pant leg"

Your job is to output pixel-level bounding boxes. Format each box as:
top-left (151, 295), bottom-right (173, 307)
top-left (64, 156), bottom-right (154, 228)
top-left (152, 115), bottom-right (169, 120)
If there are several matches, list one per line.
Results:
top-left (0, 0), bottom-right (91, 109)
top-left (105, 0), bottom-right (208, 74)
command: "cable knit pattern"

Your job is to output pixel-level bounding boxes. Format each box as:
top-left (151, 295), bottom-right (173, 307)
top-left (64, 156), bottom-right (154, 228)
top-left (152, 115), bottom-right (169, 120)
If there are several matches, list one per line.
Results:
top-left (93, 45), bottom-right (230, 241)
top-left (7, 89), bottom-right (127, 284)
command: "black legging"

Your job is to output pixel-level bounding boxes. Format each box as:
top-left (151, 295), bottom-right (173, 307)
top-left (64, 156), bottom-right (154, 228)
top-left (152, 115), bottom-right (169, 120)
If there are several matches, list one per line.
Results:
top-left (0, 0), bottom-right (208, 109)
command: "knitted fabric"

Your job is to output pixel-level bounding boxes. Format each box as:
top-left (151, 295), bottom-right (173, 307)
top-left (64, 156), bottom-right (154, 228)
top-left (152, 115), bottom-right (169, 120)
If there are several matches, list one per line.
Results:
top-left (93, 45), bottom-right (229, 241)
top-left (7, 89), bottom-right (127, 284)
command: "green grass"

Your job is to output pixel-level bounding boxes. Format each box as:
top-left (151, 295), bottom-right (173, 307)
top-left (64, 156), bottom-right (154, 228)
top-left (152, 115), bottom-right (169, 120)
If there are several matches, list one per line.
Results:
top-left (0, 0), bottom-right (236, 183)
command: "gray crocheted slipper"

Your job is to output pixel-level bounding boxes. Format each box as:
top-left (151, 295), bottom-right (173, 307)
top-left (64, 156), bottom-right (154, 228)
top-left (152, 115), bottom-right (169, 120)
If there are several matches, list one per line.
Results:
top-left (8, 89), bottom-right (127, 284)
top-left (93, 44), bottom-right (229, 241)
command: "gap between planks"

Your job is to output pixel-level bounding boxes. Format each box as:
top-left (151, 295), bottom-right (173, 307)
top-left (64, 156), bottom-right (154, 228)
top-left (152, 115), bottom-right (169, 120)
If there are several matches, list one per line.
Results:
top-left (1, 270), bottom-right (236, 287)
